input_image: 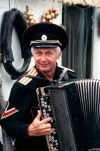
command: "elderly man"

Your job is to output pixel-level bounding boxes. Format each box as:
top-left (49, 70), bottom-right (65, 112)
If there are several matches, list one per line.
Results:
top-left (1, 22), bottom-right (76, 151)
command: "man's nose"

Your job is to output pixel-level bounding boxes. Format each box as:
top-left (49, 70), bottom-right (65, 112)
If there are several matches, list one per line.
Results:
top-left (41, 54), bottom-right (46, 61)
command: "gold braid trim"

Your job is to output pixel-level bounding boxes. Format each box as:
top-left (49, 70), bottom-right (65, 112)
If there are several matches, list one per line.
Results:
top-left (30, 40), bottom-right (62, 46)
top-left (19, 67), bottom-right (38, 85)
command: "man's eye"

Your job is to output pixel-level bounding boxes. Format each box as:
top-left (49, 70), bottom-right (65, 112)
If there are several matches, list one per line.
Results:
top-left (48, 52), bottom-right (52, 54)
top-left (36, 52), bottom-right (41, 54)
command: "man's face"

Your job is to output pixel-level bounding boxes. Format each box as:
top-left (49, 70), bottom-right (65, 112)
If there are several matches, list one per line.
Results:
top-left (32, 48), bottom-right (61, 74)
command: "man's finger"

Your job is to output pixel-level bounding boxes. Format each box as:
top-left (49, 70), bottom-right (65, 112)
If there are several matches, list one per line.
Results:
top-left (44, 123), bottom-right (52, 128)
top-left (42, 117), bottom-right (53, 124)
top-left (45, 128), bottom-right (55, 135)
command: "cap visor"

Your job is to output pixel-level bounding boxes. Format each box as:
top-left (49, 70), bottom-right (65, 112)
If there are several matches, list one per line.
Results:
top-left (31, 44), bottom-right (59, 48)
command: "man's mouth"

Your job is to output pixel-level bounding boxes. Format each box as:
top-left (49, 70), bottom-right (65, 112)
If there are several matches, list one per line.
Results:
top-left (40, 63), bottom-right (48, 66)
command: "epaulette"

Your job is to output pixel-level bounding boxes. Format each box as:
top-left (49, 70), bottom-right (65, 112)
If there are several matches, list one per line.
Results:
top-left (18, 67), bottom-right (38, 85)
top-left (58, 65), bottom-right (75, 73)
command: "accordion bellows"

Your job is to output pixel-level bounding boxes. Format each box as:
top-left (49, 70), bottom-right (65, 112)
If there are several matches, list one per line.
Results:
top-left (36, 79), bottom-right (100, 151)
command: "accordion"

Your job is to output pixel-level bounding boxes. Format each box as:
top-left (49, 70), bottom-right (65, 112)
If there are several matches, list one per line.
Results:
top-left (36, 79), bottom-right (100, 151)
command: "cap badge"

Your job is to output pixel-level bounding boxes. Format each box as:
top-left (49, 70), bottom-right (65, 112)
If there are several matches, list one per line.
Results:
top-left (41, 35), bottom-right (47, 41)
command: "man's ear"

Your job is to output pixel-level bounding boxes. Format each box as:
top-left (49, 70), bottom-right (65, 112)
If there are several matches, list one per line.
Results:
top-left (57, 51), bottom-right (62, 59)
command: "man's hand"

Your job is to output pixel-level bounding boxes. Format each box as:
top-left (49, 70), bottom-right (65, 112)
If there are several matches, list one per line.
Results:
top-left (28, 110), bottom-right (54, 136)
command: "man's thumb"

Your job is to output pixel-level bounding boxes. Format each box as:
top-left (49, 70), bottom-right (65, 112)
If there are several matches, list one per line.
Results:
top-left (36, 110), bottom-right (42, 120)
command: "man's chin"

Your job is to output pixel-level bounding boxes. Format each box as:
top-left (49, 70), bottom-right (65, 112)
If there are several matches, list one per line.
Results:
top-left (39, 68), bottom-right (49, 72)
top-left (40, 69), bottom-right (49, 72)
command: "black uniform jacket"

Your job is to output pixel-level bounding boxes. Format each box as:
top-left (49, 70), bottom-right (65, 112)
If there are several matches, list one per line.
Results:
top-left (0, 65), bottom-right (76, 151)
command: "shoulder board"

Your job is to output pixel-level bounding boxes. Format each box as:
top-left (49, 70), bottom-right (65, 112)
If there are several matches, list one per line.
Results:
top-left (18, 67), bottom-right (38, 85)
top-left (58, 65), bottom-right (75, 73)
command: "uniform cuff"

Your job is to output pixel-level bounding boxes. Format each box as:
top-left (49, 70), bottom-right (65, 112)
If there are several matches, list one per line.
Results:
top-left (27, 124), bottom-right (31, 138)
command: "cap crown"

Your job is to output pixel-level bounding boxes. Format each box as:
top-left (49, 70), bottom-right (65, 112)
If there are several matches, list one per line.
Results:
top-left (23, 22), bottom-right (68, 50)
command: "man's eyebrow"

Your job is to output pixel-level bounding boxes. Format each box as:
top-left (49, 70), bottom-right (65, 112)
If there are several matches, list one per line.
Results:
top-left (47, 50), bottom-right (52, 52)
top-left (34, 49), bottom-right (41, 52)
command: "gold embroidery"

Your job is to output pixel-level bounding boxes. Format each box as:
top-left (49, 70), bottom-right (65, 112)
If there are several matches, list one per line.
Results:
top-left (24, 78), bottom-right (32, 85)
top-left (19, 67), bottom-right (38, 85)
top-left (28, 67), bottom-right (35, 75)
top-left (30, 40), bottom-right (62, 46)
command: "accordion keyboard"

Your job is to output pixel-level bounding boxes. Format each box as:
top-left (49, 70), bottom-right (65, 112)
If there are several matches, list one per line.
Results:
top-left (36, 87), bottom-right (61, 151)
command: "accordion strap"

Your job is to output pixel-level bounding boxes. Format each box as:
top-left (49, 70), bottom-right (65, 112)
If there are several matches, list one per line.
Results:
top-left (58, 67), bottom-right (69, 82)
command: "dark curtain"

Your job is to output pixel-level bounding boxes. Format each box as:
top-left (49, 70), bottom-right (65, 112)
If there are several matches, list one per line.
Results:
top-left (62, 5), bottom-right (93, 79)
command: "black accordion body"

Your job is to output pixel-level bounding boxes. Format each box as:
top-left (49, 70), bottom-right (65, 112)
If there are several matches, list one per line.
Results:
top-left (36, 79), bottom-right (100, 151)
